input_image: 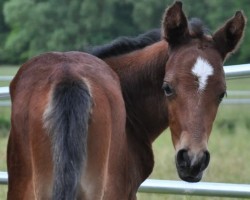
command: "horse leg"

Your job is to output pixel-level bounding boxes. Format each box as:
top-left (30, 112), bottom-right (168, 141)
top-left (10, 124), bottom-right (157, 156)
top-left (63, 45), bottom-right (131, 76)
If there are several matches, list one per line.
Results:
top-left (7, 87), bottom-right (53, 200)
top-left (7, 128), bottom-right (35, 200)
top-left (79, 88), bottom-right (113, 200)
top-left (24, 88), bottom-right (55, 200)
top-left (29, 127), bottom-right (53, 199)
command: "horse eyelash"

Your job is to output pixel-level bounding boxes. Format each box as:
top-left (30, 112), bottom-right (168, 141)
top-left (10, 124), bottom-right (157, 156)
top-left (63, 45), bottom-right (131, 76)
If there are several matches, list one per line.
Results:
top-left (219, 91), bottom-right (227, 103)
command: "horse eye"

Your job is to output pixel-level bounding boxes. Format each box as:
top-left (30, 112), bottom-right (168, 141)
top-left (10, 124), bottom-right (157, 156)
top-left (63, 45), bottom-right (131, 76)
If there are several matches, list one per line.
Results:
top-left (219, 91), bottom-right (227, 102)
top-left (162, 83), bottom-right (174, 96)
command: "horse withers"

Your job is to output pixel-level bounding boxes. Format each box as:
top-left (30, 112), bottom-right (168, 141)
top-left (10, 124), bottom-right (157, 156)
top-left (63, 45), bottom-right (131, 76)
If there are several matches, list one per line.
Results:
top-left (7, 1), bottom-right (246, 200)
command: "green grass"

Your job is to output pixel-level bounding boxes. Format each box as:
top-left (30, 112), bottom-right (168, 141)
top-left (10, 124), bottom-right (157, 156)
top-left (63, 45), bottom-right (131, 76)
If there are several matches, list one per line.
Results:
top-left (0, 66), bottom-right (249, 199)
top-left (227, 78), bottom-right (250, 90)
top-left (0, 65), bottom-right (19, 87)
top-left (0, 126), bottom-right (8, 199)
top-left (0, 65), bottom-right (19, 75)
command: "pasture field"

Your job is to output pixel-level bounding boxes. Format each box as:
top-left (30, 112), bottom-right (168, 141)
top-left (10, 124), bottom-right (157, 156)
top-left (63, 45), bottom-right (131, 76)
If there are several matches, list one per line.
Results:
top-left (0, 66), bottom-right (250, 199)
top-left (0, 66), bottom-right (18, 75)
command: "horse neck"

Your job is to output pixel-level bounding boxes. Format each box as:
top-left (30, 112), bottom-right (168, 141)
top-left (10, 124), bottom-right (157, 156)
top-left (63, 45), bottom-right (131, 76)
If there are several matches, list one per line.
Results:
top-left (103, 40), bottom-right (169, 183)
top-left (104, 40), bottom-right (169, 140)
top-left (104, 41), bottom-right (168, 185)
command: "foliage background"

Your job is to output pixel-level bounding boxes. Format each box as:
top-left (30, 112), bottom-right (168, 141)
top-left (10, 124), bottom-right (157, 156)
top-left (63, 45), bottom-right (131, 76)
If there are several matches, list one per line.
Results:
top-left (0, 0), bottom-right (249, 65)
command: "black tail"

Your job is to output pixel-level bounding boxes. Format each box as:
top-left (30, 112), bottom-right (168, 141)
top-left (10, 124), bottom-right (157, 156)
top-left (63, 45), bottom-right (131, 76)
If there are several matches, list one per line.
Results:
top-left (44, 77), bottom-right (92, 200)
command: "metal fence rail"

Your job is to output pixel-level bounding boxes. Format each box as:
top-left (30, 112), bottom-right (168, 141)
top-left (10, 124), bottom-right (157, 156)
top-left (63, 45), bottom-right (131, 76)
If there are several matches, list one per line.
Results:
top-left (1, 64), bottom-right (250, 101)
top-left (139, 179), bottom-right (250, 198)
top-left (0, 101), bottom-right (11, 107)
top-left (0, 76), bottom-right (12, 81)
top-left (224, 64), bottom-right (250, 79)
top-left (2, 89), bottom-right (250, 105)
top-left (227, 90), bottom-right (250, 96)
top-left (0, 171), bottom-right (250, 198)
top-left (0, 87), bottom-right (9, 98)
top-left (0, 63), bottom-right (250, 82)
top-left (0, 172), bottom-right (7, 185)
top-left (223, 99), bottom-right (250, 104)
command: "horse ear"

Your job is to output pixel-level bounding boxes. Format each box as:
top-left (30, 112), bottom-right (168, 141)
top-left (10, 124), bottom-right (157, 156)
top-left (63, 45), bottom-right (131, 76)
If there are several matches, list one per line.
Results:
top-left (213, 11), bottom-right (246, 59)
top-left (162, 1), bottom-right (189, 47)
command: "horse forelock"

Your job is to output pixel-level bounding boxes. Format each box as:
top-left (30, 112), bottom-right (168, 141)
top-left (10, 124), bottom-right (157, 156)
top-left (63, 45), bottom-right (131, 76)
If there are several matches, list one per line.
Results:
top-left (188, 18), bottom-right (211, 38)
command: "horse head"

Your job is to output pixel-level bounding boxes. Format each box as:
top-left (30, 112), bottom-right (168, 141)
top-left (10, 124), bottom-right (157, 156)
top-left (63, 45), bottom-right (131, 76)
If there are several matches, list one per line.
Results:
top-left (162, 1), bottom-right (246, 182)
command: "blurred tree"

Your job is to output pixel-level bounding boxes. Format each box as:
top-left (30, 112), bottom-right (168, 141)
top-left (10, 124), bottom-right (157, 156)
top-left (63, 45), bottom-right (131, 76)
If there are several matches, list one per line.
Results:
top-left (130, 0), bottom-right (172, 32)
top-left (1, 0), bottom-right (250, 64)
top-left (0, 0), bottom-right (10, 63)
top-left (4, 0), bottom-right (41, 62)
top-left (3, 0), bottom-right (124, 62)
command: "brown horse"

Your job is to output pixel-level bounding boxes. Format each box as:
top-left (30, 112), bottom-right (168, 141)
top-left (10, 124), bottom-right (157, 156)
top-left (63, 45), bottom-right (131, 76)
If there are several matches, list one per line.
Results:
top-left (7, 1), bottom-right (246, 200)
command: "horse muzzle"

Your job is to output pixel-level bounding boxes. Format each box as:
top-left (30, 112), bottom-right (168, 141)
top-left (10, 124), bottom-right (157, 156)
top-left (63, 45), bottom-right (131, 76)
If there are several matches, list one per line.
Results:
top-left (175, 149), bottom-right (210, 182)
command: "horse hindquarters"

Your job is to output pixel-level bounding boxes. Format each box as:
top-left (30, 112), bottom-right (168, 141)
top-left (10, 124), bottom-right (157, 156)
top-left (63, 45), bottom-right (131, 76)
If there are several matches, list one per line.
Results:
top-left (7, 52), bottom-right (125, 199)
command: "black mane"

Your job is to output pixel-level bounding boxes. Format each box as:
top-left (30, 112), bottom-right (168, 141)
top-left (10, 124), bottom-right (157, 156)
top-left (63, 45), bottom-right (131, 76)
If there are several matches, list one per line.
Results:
top-left (89, 18), bottom-right (208, 59)
top-left (90, 29), bottom-right (161, 59)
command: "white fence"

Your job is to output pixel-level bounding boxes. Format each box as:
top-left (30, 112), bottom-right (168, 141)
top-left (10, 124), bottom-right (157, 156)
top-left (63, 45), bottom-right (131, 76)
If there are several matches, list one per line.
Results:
top-left (0, 87), bottom-right (9, 98)
top-left (139, 179), bottom-right (250, 198)
top-left (1, 63), bottom-right (250, 198)
top-left (0, 171), bottom-right (250, 198)
top-left (0, 76), bottom-right (12, 81)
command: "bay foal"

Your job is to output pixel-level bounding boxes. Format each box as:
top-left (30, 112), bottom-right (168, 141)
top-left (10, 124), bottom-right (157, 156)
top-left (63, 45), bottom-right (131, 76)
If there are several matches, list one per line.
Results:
top-left (7, 1), bottom-right (246, 200)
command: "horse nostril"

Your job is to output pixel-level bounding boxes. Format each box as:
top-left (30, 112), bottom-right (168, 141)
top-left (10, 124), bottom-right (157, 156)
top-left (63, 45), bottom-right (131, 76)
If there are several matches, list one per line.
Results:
top-left (176, 149), bottom-right (190, 168)
top-left (200, 151), bottom-right (210, 171)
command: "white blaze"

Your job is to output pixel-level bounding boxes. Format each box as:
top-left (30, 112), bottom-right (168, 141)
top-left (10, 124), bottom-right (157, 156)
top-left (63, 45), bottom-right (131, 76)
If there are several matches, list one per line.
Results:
top-left (192, 57), bottom-right (214, 91)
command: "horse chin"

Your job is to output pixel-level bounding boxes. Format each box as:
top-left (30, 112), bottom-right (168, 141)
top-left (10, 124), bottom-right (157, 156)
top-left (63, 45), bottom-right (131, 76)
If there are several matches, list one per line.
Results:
top-left (177, 169), bottom-right (203, 183)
